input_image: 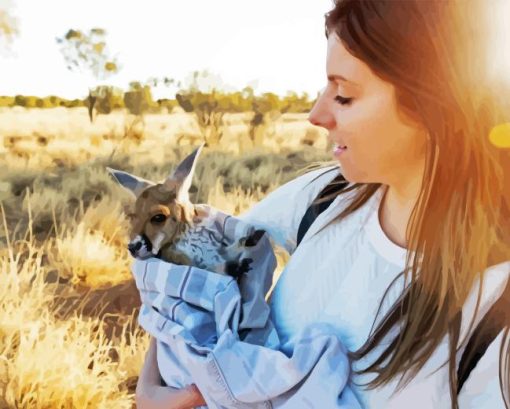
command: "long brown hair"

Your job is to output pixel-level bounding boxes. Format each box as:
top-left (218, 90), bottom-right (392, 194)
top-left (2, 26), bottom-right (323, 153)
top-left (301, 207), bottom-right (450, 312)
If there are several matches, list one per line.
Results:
top-left (299, 1), bottom-right (510, 407)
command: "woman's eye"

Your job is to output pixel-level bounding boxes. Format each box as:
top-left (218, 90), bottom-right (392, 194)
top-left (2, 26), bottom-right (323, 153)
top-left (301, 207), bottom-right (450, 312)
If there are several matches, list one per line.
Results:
top-left (334, 95), bottom-right (353, 106)
top-left (150, 214), bottom-right (167, 224)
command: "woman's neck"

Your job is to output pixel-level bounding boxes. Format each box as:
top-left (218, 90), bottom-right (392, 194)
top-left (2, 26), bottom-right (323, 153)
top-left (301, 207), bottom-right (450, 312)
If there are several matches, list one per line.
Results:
top-left (378, 175), bottom-right (424, 249)
top-left (378, 156), bottom-right (426, 249)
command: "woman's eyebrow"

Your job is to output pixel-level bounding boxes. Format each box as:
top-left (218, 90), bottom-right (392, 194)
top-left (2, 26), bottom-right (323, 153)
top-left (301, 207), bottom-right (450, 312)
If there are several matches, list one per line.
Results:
top-left (328, 74), bottom-right (361, 88)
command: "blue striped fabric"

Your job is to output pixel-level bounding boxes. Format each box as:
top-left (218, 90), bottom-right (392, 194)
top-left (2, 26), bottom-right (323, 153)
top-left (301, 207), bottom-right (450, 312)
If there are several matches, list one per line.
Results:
top-left (131, 204), bottom-right (363, 408)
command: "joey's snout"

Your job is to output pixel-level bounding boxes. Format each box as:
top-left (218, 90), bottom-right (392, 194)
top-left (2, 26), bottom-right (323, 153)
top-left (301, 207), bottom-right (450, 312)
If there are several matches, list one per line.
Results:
top-left (128, 234), bottom-right (153, 258)
top-left (128, 241), bottom-right (141, 256)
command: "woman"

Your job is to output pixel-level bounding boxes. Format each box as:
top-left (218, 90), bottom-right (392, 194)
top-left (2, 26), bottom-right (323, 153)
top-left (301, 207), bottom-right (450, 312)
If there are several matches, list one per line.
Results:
top-left (135, 0), bottom-right (510, 407)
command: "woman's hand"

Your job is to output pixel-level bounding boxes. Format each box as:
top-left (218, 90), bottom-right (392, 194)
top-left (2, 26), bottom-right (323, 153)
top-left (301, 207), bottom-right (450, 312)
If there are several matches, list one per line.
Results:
top-left (135, 336), bottom-right (207, 408)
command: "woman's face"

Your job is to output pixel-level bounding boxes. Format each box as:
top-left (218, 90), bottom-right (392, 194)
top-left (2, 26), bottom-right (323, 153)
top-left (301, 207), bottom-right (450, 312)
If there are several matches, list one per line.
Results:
top-left (308, 33), bottom-right (429, 186)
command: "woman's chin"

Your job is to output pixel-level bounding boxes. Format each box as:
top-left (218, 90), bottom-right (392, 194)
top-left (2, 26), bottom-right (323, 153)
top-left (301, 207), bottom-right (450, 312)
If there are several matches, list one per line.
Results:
top-left (336, 168), bottom-right (369, 185)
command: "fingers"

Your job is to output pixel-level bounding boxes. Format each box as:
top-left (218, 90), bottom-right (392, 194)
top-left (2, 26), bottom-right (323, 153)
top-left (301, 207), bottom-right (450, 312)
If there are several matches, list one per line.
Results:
top-left (137, 336), bottom-right (162, 394)
top-left (136, 386), bottom-right (198, 409)
top-left (136, 337), bottom-right (202, 409)
top-left (185, 384), bottom-right (207, 407)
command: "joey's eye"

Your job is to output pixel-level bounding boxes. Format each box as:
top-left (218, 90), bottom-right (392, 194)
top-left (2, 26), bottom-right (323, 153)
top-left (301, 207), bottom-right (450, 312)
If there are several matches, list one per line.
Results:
top-left (150, 214), bottom-right (167, 224)
top-left (334, 95), bottom-right (353, 106)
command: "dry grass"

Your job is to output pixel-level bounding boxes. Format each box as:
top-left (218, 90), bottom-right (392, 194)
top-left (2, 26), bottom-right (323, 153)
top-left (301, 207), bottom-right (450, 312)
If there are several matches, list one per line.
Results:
top-left (0, 107), bottom-right (332, 408)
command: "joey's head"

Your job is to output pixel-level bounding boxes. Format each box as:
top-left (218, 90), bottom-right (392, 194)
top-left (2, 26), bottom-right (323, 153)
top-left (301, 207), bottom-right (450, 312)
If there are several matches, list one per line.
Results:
top-left (107, 142), bottom-right (205, 259)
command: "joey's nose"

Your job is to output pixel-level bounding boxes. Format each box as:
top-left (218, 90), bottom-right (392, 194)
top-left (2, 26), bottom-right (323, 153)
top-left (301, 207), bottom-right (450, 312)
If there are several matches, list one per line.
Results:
top-left (128, 241), bottom-right (142, 256)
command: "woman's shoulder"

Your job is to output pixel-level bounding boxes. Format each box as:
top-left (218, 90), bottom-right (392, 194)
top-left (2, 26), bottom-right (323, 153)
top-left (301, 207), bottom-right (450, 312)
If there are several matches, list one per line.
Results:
top-left (238, 164), bottom-right (343, 254)
top-left (460, 260), bottom-right (510, 339)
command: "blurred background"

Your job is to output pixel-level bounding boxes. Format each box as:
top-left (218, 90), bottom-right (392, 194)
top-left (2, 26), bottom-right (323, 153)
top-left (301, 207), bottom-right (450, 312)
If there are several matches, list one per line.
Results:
top-left (0, 1), bottom-right (338, 407)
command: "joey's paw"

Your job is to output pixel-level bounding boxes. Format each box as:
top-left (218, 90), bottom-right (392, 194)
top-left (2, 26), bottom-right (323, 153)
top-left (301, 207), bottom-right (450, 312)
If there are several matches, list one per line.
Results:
top-left (225, 257), bottom-right (253, 280)
top-left (239, 257), bottom-right (253, 272)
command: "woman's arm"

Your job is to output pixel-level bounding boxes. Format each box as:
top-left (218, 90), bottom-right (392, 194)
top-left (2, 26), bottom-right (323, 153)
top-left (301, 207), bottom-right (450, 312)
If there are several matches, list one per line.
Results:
top-left (135, 336), bottom-right (207, 409)
top-left (238, 164), bottom-right (340, 255)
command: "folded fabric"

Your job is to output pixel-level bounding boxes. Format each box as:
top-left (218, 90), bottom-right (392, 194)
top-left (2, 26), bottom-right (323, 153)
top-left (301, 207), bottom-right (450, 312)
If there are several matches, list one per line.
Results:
top-left (132, 204), bottom-right (363, 408)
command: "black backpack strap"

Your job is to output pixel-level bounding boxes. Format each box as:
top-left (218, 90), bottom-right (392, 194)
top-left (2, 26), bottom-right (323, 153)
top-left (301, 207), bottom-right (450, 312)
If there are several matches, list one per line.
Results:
top-left (456, 313), bottom-right (503, 394)
top-left (456, 275), bottom-right (510, 394)
top-left (296, 173), bottom-right (349, 247)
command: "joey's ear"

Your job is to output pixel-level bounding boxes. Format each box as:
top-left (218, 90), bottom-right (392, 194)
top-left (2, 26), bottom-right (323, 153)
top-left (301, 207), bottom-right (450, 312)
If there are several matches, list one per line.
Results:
top-left (164, 142), bottom-right (205, 203)
top-left (106, 167), bottom-right (155, 199)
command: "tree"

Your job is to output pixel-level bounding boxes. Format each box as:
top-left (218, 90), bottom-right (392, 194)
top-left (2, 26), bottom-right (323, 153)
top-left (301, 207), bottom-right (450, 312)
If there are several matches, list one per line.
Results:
top-left (175, 70), bottom-right (232, 147)
top-left (0, 0), bottom-right (19, 53)
top-left (56, 28), bottom-right (121, 122)
top-left (106, 81), bottom-right (154, 162)
top-left (247, 92), bottom-right (289, 146)
top-left (14, 94), bottom-right (26, 107)
top-left (123, 81), bottom-right (155, 116)
top-left (94, 85), bottom-right (124, 115)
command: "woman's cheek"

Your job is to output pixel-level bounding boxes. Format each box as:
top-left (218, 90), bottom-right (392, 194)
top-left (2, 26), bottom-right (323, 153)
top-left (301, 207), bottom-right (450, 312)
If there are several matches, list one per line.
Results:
top-left (340, 113), bottom-right (373, 139)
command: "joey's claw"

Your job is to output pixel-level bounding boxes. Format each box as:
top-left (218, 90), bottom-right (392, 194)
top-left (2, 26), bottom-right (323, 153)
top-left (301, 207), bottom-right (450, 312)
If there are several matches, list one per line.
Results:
top-left (239, 257), bottom-right (253, 272)
top-left (225, 257), bottom-right (253, 280)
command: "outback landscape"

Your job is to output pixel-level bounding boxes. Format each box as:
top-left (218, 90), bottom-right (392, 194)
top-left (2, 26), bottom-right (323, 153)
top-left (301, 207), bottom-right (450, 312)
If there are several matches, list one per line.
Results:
top-left (2, 0), bottom-right (509, 407)
top-left (0, 104), bottom-right (335, 408)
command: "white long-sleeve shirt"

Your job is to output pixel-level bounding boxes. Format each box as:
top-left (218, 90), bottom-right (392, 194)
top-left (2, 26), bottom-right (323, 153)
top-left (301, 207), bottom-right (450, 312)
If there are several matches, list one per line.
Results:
top-left (239, 164), bottom-right (510, 408)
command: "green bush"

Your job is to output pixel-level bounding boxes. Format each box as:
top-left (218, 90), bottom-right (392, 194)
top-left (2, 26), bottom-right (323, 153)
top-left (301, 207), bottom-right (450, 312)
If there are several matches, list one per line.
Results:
top-left (123, 82), bottom-right (155, 116)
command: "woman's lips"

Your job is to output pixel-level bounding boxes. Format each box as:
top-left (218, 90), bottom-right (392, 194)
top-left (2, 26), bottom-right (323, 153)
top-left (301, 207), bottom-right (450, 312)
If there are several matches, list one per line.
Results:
top-left (333, 144), bottom-right (348, 157)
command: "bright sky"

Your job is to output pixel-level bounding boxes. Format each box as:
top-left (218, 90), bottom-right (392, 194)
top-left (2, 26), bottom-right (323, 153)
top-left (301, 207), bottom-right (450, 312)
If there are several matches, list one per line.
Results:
top-left (0, 0), bottom-right (334, 100)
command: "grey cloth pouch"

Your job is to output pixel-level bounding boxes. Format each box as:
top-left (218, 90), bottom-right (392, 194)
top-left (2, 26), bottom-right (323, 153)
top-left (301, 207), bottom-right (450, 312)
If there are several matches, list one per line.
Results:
top-left (132, 204), bottom-right (362, 409)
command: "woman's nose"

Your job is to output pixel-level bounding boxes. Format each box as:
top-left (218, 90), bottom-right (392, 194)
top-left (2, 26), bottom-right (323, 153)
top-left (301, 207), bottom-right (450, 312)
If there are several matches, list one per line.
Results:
top-left (308, 114), bottom-right (322, 127)
top-left (308, 92), bottom-right (335, 130)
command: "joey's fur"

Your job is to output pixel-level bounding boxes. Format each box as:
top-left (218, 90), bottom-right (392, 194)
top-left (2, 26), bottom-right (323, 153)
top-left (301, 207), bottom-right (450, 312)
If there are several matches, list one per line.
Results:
top-left (107, 143), bottom-right (265, 280)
